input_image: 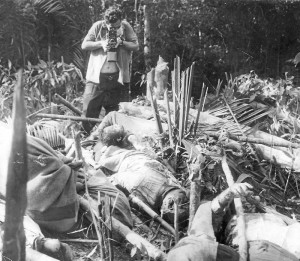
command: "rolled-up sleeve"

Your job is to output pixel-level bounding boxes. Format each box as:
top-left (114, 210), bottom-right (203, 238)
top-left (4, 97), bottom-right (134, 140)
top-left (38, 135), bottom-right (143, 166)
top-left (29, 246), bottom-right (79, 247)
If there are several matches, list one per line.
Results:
top-left (83, 21), bottom-right (102, 42)
top-left (123, 21), bottom-right (138, 44)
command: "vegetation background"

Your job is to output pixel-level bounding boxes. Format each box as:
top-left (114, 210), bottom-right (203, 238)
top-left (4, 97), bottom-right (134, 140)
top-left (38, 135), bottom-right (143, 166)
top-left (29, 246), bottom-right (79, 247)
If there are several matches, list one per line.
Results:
top-left (1, 0), bottom-right (300, 119)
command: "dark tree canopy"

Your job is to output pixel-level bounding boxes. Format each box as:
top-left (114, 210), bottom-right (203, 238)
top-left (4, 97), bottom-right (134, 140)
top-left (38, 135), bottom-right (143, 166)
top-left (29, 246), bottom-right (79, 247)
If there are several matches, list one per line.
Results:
top-left (1, 0), bottom-right (300, 97)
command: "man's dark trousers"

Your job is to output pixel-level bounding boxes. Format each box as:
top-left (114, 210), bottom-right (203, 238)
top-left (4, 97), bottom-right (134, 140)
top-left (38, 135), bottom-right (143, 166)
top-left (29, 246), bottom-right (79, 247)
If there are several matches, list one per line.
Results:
top-left (82, 72), bottom-right (129, 134)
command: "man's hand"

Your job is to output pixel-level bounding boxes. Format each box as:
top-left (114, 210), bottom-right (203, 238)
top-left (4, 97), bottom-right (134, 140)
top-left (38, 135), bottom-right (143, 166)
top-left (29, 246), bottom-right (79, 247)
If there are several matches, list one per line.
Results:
top-left (100, 40), bottom-right (108, 52)
top-left (230, 182), bottom-right (253, 198)
top-left (67, 160), bottom-right (83, 171)
top-left (82, 39), bottom-right (108, 51)
top-left (75, 169), bottom-right (85, 192)
top-left (115, 37), bottom-right (123, 48)
top-left (212, 182), bottom-right (254, 213)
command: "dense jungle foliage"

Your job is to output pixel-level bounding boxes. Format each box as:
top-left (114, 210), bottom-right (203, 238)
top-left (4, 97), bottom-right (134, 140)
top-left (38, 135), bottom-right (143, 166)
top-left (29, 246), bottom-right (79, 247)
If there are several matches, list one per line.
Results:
top-left (1, 0), bottom-right (300, 117)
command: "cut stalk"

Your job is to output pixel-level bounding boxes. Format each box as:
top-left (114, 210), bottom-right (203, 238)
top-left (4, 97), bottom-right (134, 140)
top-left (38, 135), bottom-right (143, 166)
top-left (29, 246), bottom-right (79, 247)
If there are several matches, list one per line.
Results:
top-left (3, 70), bottom-right (28, 261)
top-left (164, 89), bottom-right (174, 148)
top-left (184, 62), bottom-right (195, 131)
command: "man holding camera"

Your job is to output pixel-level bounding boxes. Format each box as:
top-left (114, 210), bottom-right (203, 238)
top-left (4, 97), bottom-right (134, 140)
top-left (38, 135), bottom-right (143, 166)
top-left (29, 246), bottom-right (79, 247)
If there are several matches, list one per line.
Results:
top-left (81, 6), bottom-right (139, 134)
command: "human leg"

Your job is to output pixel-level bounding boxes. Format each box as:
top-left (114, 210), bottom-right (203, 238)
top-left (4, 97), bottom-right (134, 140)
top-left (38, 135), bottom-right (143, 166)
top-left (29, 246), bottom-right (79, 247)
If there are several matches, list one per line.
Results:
top-left (100, 72), bottom-right (123, 114)
top-left (82, 82), bottom-right (104, 134)
top-left (80, 169), bottom-right (133, 229)
top-left (119, 82), bottom-right (131, 103)
top-left (0, 201), bottom-right (72, 261)
top-left (96, 111), bottom-right (166, 137)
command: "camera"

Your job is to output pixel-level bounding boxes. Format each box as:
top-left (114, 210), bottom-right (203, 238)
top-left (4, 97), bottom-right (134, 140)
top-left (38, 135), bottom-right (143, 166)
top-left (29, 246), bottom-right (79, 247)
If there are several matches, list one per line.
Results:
top-left (107, 27), bottom-right (118, 62)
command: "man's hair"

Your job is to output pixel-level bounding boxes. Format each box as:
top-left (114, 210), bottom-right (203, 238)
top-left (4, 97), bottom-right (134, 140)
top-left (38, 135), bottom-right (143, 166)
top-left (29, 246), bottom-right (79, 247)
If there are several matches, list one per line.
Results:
top-left (98, 127), bottom-right (125, 147)
top-left (104, 6), bottom-right (122, 23)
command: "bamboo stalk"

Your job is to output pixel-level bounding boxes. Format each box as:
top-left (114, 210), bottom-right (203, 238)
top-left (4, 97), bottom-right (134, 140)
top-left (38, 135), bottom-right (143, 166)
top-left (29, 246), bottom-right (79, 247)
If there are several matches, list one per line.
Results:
top-left (73, 132), bottom-right (105, 259)
top-left (73, 131), bottom-right (83, 161)
top-left (188, 180), bottom-right (201, 232)
top-left (172, 56), bottom-right (180, 129)
top-left (194, 83), bottom-right (207, 134)
top-left (3, 70), bottom-right (28, 261)
top-left (61, 239), bottom-right (98, 243)
top-left (221, 153), bottom-right (247, 261)
top-left (79, 197), bottom-right (167, 261)
top-left (164, 89), bottom-right (174, 148)
top-left (53, 93), bottom-right (82, 116)
top-left (171, 70), bottom-right (176, 124)
top-left (98, 193), bottom-right (107, 260)
top-left (37, 113), bottom-right (102, 123)
top-left (178, 71), bottom-right (186, 143)
top-left (129, 195), bottom-right (176, 236)
top-left (147, 70), bottom-right (163, 147)
top-left (184, 62), bottom-right (195, 131)
top-left (174, 199), bottom-right (179, 244)
top-left (105, 195), bottom-right (113, 261)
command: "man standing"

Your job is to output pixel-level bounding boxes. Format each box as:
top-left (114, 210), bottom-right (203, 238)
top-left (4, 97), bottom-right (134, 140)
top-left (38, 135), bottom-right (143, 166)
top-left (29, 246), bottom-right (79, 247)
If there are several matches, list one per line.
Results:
top-left (81, 6), bottom-right (139, 134)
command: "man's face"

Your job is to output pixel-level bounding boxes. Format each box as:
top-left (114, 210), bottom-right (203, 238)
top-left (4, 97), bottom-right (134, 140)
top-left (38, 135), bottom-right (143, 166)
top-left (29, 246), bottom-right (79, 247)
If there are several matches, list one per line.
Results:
top-left (161, 189), bottom-right (189, 223)
top-left (107, 19), bottom-right (121, 30)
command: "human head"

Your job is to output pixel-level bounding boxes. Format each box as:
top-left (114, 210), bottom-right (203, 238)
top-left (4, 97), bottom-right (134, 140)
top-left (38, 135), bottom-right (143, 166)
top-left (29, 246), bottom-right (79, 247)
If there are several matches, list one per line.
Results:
top-left (99, 124), bottom-right (125, 147)
top-left (104, 6), bottom-right (122, 25)
top-left (161, 188), bottom-right (189, 224)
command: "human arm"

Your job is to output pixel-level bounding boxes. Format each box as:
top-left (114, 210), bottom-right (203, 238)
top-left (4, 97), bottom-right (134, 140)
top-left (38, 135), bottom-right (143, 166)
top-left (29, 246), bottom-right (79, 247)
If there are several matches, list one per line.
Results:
top-left (211, 183), bottom-right (253, 214)
top-left (82, 40), bottom-right (108, 52)
top-left (116, 38), bottom-right (139, 51)
top-left (117, 21), bottom-right (139, 52)
top-left (81, 21), bottom-right (108, 51)
top-left (126, 134), bottom-right (144, 150)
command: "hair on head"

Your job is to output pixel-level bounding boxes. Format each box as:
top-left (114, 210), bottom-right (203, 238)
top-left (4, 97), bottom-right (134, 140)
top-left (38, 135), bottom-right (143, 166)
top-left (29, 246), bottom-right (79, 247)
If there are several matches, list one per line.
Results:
top-left (105, 6), bottom-right (122, 23)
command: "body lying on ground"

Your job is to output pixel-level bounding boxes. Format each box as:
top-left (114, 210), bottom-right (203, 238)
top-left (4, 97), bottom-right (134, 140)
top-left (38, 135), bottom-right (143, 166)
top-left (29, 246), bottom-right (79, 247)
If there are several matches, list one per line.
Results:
top-left (91, 111), bottom-right (189, 223)
top-left (0, 124), bottom-right (133, 257)
top-left (167, 182), bottom-right (300, 261)
top-left (0, 199), bottom-right (72, 261)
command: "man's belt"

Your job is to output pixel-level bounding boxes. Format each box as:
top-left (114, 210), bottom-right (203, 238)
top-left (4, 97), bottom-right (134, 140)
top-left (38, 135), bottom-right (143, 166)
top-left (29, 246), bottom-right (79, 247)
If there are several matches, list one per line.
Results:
top-left (100, 72), bottom-right (119, 81)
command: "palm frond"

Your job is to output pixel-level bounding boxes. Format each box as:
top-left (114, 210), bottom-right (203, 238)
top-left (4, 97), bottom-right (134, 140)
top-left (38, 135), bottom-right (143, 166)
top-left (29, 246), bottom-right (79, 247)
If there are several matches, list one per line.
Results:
top-left (206, 97), bottom-right (271, 129)
top-left (33, 0), bottom-right (73, 22)
top-left (27, 120), bottom-right (65, 149)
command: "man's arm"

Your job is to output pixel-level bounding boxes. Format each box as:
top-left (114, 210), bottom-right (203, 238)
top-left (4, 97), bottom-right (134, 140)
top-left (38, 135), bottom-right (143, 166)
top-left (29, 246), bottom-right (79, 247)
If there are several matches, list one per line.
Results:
top-left (118, 40), bottom-right (139, 52)
top-left (119, 21), bottom-right (139, 52)
top-left (190, 183), bottom-right (253, 238)
top-left (82, 40), bottom-right (107, 51)
top-left (211, 183), bottom-right (253, 214)
top-left (81, 22), bottom-right (108, 51)
top-left (126, 134), bottom-right (144, 150)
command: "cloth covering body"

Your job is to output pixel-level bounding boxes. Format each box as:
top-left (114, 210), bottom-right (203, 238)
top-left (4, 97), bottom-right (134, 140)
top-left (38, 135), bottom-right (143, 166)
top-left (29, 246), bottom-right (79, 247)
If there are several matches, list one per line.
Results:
top-left (0, 125), bottom-right (133, 232)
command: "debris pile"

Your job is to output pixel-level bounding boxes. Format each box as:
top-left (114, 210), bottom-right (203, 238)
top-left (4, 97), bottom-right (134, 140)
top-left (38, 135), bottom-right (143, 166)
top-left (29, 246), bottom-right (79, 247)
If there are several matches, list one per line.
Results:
top-left (2, 62), bottom-right (300, 261)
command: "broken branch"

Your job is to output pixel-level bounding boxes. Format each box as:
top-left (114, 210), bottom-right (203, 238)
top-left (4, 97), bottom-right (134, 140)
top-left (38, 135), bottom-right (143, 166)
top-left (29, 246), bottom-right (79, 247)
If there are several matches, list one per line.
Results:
top-left (129, 195), bottom-right (176, 236)
top-left (53, 93), bottom-right (82, 116)
top-left (36, 113), bottom-right (102, 123)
